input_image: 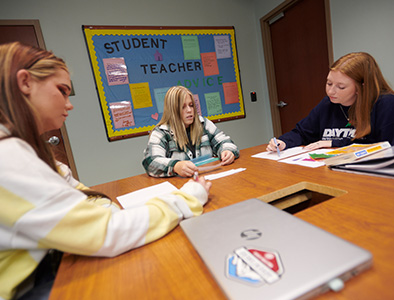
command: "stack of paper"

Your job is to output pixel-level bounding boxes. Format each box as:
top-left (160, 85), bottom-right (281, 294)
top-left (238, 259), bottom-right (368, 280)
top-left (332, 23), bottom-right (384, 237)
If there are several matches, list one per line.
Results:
top-left (117, 181), bottom-right (177, 209)
top-left (252, 142), bottom-right (392, 168)
top-left (324, 142), bottom-right (391, 166)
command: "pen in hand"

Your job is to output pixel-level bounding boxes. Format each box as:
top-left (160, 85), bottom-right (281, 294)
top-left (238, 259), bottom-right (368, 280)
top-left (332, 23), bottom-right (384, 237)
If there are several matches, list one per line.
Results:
top-left (193, 171), bottom-right (199, 181)
top-left (273, 137), bottom-right (281, 157)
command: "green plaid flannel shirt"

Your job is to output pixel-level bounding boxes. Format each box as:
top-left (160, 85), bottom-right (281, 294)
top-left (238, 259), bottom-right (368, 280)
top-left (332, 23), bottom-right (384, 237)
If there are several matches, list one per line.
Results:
top-left (142, 117), bottom-right (239, 177)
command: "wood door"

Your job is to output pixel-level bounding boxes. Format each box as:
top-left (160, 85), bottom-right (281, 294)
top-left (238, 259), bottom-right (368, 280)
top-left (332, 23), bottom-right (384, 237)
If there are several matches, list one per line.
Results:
top-left (0, 20), bottom-right (79, 178)
top-left (260, 0), bottom-right (333, 136)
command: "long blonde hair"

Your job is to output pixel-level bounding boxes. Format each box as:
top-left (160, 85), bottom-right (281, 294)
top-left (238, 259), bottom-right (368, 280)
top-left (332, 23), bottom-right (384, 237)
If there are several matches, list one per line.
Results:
top-left (330, 52), bottom-right (394, 138)
top-left (0, 42), bottom-right (68, 171)
top-left (156, 86), bottom-right (203, 151)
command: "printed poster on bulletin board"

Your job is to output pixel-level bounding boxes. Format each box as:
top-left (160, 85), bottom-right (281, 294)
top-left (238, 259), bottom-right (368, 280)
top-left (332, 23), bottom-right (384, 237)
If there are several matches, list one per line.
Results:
top-left (82, 25), bottom-right (245, 141)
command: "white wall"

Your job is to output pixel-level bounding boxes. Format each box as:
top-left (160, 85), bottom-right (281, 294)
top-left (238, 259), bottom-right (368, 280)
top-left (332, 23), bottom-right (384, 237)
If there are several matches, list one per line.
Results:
top-left (329, 0), bottom-right (394, 86)
top-left (0, 0), bottom-right (272, 186)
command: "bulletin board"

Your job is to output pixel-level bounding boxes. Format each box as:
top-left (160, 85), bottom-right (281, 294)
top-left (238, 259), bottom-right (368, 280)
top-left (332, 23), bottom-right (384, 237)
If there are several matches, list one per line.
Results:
top-left (82, 25), bottom-right (245, 141)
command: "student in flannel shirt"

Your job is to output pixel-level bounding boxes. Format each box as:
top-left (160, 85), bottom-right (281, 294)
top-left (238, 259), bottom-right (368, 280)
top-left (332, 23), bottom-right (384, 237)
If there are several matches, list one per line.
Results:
top-left (143, 85), bottom-right (239, 178)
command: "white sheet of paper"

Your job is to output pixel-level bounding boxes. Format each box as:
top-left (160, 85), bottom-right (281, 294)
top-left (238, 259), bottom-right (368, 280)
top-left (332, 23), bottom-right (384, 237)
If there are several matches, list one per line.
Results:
top-left (279, 149), bottom-right (328, 168)
top-left (252, 146), bottom-right (306, 161)
top-left (117, 181), bottom-right (178, 209)
top-left (204, 168), bottom-right (246, 180)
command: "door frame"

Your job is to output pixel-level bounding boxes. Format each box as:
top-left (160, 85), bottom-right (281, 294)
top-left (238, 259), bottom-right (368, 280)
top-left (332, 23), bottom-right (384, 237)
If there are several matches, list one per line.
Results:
top-left (0, 19), bottom-right (79, 179)
top-left (259, 0), bottom-right (334, 137)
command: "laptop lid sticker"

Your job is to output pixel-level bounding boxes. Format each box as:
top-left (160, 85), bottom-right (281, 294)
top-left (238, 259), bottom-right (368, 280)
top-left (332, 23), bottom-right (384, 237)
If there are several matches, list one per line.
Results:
top-left (226, 246), bottom-right (284, 286)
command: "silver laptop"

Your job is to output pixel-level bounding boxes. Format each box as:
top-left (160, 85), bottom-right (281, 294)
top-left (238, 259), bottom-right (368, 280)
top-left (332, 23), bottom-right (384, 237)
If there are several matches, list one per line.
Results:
top-left (180, 199), bottom-right (372, 300)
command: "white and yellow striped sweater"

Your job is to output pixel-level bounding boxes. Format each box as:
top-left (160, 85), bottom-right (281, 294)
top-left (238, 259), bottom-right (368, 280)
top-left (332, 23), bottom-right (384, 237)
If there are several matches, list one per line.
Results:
top-left (0, 128), bottom-right (208, 300)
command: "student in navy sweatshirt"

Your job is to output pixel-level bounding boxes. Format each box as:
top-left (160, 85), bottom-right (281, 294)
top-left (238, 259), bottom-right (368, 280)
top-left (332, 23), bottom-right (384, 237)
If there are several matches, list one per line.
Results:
top-left (266, 52), bottom-right (394, 152)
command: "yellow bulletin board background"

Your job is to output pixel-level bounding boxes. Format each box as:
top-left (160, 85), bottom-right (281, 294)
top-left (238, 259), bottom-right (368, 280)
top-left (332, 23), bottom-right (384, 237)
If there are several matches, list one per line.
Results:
top-left (82, 25), bottom-right (245, 141)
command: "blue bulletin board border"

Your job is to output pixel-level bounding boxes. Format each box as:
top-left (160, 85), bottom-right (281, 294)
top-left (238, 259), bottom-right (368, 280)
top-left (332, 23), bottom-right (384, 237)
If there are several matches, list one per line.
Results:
top-left (82, 25), bottom-right (245, 141)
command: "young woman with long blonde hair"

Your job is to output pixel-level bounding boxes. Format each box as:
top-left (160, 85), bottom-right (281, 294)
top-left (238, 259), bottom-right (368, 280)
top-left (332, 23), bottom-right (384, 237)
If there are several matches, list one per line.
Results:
top-left (143, 85), bottom-right (239, 177)
top-left (0, 42), bottom-right (211, 300)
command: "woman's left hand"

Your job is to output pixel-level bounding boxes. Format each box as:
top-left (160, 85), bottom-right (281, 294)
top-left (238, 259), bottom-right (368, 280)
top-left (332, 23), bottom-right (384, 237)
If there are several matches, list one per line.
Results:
top-left (220, 150), bottom-right (235, 165)
top-left (303, 140), bottom-right (332, 150)
top-left (188, 176), bottom-right (212, 195)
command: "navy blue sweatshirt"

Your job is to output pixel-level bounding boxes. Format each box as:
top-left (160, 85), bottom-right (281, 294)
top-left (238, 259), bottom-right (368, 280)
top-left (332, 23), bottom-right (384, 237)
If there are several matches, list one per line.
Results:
top-left (279, 94), bottom-right (394, 149)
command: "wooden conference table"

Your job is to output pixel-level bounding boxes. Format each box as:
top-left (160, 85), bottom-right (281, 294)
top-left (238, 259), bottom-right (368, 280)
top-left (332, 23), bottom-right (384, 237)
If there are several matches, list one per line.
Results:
top-left (49, 145), bottom-right (394, 300)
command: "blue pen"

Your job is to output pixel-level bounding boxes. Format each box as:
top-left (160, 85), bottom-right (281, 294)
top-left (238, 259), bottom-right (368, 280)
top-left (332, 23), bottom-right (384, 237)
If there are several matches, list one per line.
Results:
top-left (273, 137), bottom-right (281, 157)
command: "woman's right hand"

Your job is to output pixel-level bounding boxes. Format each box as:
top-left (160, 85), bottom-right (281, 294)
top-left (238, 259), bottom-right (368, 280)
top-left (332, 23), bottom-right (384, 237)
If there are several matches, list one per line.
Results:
top-left (174, 161), bottom-right (198, 177)
top-left (266, 138), bottom-right (286, 152)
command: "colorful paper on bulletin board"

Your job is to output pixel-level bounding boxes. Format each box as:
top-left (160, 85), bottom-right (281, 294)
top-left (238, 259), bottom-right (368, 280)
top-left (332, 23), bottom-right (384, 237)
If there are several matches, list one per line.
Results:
top-left (103, 58), bottom-right (129, 86)
top-left (109, 101), bottom-right (135, 129)
top-left (82, 25), bottom-right (245, 141)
